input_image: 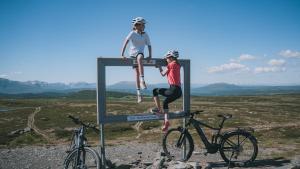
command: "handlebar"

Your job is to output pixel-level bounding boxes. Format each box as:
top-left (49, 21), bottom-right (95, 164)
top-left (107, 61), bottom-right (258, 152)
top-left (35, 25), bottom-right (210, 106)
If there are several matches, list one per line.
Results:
top-left (189, 110), bottom-right (204, 118)
top-left (190, 110), bottom-right (232, 120)
top-left (68, 115), bottom-right (99, 132)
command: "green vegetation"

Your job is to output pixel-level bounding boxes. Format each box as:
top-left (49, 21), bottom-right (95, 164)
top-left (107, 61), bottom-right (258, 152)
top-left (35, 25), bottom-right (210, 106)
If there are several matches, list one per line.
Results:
top-left (0, 108), bottom-right (33, 145)
top-left (0, 92), bottom-right (299, 158)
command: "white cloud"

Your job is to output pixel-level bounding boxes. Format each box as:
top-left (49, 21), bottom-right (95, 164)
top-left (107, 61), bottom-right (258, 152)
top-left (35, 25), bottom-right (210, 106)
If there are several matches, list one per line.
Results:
top-left (208, 63), bottom-right (249, 73)
top-left (230, 54), bottom-right (256, 62)
top-left (279, 50), bottom-right (300, 58)
top-left (254, 67), bottom-right (286, 74)
top-left (239, 54), bottom-right (256, 61)
top-left (268, 59), bottom-right (286, 66)
top-left (12, 71), bottom-right (23, 75)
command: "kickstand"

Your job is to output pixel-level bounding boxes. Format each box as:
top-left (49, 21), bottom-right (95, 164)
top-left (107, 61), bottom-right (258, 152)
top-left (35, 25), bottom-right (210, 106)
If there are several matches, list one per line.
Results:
top-left (227, 151), bottom-right (234, 169)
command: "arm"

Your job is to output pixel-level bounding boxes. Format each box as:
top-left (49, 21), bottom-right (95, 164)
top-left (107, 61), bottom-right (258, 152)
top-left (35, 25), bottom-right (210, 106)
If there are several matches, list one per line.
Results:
top-left (145, 33), bottom-right (152, 59)
top-left (158, 66), bottom-right (168, 76)
top-left (121, 39), bottom-right (129, 58)
top-left (147, 45), bottom-right (152, 59)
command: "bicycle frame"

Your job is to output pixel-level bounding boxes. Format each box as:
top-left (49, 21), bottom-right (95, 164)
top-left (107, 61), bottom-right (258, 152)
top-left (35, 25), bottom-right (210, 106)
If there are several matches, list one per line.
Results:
top-left (74, 126), bottom-right (85, 167)
top-left (186, 116), bottom-right (227, 153)
top-left (65, 115), bottom-right (101, 169)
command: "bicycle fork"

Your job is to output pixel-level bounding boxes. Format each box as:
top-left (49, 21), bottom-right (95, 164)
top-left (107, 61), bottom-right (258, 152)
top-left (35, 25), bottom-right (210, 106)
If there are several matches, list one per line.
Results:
top-left (176, 128), bottom-right (187, 148)
top-left (75, 148), bottom-right (87, 169)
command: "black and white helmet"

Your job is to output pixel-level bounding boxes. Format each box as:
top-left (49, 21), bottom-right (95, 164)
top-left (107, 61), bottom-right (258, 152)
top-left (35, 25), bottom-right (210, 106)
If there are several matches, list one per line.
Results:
top-left (164, 50), bottom-right (179, 59)
top-left (132, 17), bottom-right (146, 25)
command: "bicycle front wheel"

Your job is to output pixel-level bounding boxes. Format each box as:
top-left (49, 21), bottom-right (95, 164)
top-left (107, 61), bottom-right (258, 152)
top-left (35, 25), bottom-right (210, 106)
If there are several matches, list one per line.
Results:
top-left (219, 131), bottom-right (258, 166)
top-left (64, 147), bottom-right (101, 169)
top-left (162, 128), bottom-right (194, 162)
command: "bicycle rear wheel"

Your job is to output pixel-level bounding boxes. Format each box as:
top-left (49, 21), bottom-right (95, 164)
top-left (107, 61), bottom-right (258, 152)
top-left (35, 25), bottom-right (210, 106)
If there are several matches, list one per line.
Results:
top-left (219, 131), bottom-right (258, 166)
top-left (162, 128), bottom-right (194, 162)
top-left (64, 147), bottom-right (101, 169)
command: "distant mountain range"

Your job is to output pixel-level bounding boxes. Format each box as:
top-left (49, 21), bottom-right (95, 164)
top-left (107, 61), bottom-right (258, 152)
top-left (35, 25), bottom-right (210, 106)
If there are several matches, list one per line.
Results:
top-left (192, 83), bottom-right (300, 96)
top-left (0, 78), bottom-right (96, 94)
top-left (1, 78), bottom-right (300, 96)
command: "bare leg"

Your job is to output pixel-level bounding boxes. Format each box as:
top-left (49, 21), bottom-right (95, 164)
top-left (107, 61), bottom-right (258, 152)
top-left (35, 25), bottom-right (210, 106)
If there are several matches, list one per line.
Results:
top-left (135, 68), bottom-right (143, 103)
top-left (153, 96), bottom-right (161, 112)
top-left (162, 109), bottom-right (170, 132)
top-left (137, 54), bottom-right (147, 89)
top-left (135, 68), bottom-right (140, 89)
top-left (137, 54), bottom-right (144, 76)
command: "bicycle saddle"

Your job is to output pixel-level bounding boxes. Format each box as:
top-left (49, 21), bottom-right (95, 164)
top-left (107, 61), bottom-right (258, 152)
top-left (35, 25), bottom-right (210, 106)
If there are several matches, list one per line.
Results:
top-left (193, 110), bottom-right (204, 115)
top-left (217, 114), bottom-right (232, 119)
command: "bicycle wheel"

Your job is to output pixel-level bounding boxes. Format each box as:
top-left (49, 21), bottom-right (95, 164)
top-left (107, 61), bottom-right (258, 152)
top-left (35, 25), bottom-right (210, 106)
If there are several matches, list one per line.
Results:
top-left (162, 128), bottom-right (194, 161)
top-left (64, 147), bottom-right (101, 169)
top-left (219, 131), bottom-right (258, 166)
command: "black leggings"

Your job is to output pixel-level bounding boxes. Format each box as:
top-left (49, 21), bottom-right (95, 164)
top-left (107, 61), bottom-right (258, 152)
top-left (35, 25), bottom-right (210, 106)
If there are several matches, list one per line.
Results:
top-left (153, 85), bottom-right (182, 110)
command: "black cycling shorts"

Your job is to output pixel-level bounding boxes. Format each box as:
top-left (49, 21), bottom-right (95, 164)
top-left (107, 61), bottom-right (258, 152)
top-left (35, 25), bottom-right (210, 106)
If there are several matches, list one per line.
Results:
top-left (153, 85), bottom-right (182, 110)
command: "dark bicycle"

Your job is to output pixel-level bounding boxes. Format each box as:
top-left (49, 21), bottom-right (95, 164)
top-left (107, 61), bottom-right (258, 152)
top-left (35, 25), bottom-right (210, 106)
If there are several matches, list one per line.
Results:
top-left (162, 110), bottom-right (258, 167)
top-left (63, 115), bottom-right (101, 169)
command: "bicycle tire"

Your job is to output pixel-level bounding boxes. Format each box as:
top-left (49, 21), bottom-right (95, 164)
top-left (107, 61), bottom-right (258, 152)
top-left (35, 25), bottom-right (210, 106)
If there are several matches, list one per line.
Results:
top-left (64, 147), bottom-right (101, 169)
top-left (162, 128), bottom-right (194, 162)
top-left (219, 131), bottom-right (258, 166)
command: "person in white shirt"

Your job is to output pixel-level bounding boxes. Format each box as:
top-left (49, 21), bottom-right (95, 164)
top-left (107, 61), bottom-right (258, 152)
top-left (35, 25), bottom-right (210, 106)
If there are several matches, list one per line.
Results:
top-left (121, 17), bottom-right (152, 103)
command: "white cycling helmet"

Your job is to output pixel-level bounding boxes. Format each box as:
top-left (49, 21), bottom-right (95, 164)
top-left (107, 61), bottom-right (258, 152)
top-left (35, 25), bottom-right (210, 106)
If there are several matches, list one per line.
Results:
top-left (164, 50), bottom-right (179, 59)
top-left (132, 17), bottom-right (146, 25)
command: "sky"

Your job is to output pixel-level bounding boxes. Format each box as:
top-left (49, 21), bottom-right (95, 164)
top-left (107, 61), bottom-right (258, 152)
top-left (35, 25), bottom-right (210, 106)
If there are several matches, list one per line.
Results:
top-left (1, 0), bottom-right (300, 85)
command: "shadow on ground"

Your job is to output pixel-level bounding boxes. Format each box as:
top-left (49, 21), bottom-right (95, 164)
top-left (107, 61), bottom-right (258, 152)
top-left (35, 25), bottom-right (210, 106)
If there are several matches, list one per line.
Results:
top-left (209, 157), bottom-right (291, 168)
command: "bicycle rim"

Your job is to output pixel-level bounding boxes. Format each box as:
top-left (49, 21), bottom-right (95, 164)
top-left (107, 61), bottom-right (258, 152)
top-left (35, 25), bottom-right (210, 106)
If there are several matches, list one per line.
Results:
top-left (163, 128), bottom-right (194, 161)
top-left (64, 147), bottom-right (100, 169)
top-left (220, 132), bottom-right (258, 165)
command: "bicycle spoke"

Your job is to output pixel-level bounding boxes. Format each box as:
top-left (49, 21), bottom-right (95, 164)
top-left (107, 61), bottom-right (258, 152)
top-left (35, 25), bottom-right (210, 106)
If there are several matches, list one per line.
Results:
top-left (163, 128), bottom-right (194, 162)
top-left (224, 137), bottom-right (238, 147)
top-left (222, 146), bottom-right (235, 151)
top-left (239, 136), bottom-right (249, 146)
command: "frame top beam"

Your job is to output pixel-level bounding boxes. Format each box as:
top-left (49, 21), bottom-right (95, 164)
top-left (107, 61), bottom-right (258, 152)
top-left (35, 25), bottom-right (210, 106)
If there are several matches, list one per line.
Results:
top-left (97, 57), bottom-right (190, 67)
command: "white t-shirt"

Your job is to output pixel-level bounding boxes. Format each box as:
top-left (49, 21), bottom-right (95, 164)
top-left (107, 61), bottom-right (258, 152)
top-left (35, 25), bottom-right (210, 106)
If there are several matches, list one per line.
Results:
top-left (126, 31), bottom-right (151, 56)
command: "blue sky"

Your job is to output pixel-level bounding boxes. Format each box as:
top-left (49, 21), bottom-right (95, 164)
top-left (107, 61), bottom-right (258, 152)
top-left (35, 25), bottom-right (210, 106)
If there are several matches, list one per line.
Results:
top-left (1, 0), bottom-right (300, 85)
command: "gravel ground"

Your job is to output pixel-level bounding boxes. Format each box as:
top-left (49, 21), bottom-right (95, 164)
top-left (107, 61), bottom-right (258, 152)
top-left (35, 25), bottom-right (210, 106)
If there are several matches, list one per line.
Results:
top-left (0, 142), bottom-right (299, 169)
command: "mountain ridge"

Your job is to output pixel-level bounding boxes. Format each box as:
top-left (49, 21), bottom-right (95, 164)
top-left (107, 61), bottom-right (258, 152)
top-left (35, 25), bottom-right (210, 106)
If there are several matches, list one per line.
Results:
top-left (1, 78), bottom-right (300, 96)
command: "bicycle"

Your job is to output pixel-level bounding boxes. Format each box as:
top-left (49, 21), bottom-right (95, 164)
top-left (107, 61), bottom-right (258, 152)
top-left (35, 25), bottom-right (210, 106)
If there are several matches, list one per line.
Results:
top-left (63, 115), bottom-right (102, 169)
top-left (162, 110), bottom-right (258, 167)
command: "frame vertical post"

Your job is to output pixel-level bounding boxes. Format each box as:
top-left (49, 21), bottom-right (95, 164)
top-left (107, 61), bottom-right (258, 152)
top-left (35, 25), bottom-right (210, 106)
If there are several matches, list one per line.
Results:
top-left (183, 60), bottom-right (190, 114)
top-left (182, 60), bottom-right (190, 160)
top-left (97, 58), bottom-right (106, 168)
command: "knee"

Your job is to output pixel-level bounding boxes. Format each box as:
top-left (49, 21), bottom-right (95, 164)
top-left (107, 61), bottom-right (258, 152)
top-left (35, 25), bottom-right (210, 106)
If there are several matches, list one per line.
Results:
top-left (153, 88), bottom-right (159, 96)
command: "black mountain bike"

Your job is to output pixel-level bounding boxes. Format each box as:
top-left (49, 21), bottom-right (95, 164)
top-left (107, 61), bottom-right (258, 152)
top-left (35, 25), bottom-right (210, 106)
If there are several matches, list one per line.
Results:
top-left (162, 110), bottom-right (258, 167)
top-left (63, 115), bottom-right (101, 169)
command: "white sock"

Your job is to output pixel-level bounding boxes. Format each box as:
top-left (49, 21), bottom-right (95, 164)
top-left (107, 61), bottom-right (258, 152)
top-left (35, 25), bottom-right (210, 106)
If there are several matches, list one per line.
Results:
top-left (140, 76), bottom-right (145, 82)
top-left (137, 89), bottom-right (141, 95)
top-left (164, 113), bottom-right (169, 121)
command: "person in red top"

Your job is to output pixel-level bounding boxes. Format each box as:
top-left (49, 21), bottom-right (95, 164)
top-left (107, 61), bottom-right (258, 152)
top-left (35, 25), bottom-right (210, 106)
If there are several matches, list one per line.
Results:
top-left (151, 50), bottom-right (182, 132)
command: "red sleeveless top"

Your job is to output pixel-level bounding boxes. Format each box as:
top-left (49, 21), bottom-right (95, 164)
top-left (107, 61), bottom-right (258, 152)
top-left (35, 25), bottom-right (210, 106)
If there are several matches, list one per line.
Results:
top-left (166, 61), bottom-right (181, 86)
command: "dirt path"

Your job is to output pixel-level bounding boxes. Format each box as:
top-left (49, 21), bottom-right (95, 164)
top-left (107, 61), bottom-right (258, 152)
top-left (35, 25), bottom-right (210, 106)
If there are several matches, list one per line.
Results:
top-left (27, 107), bottom-right (52, 143)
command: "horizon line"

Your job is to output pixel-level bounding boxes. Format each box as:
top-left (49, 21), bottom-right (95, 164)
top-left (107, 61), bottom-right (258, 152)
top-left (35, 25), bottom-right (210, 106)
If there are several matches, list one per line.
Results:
top-left (1, 78), bottom-right (300, 86)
